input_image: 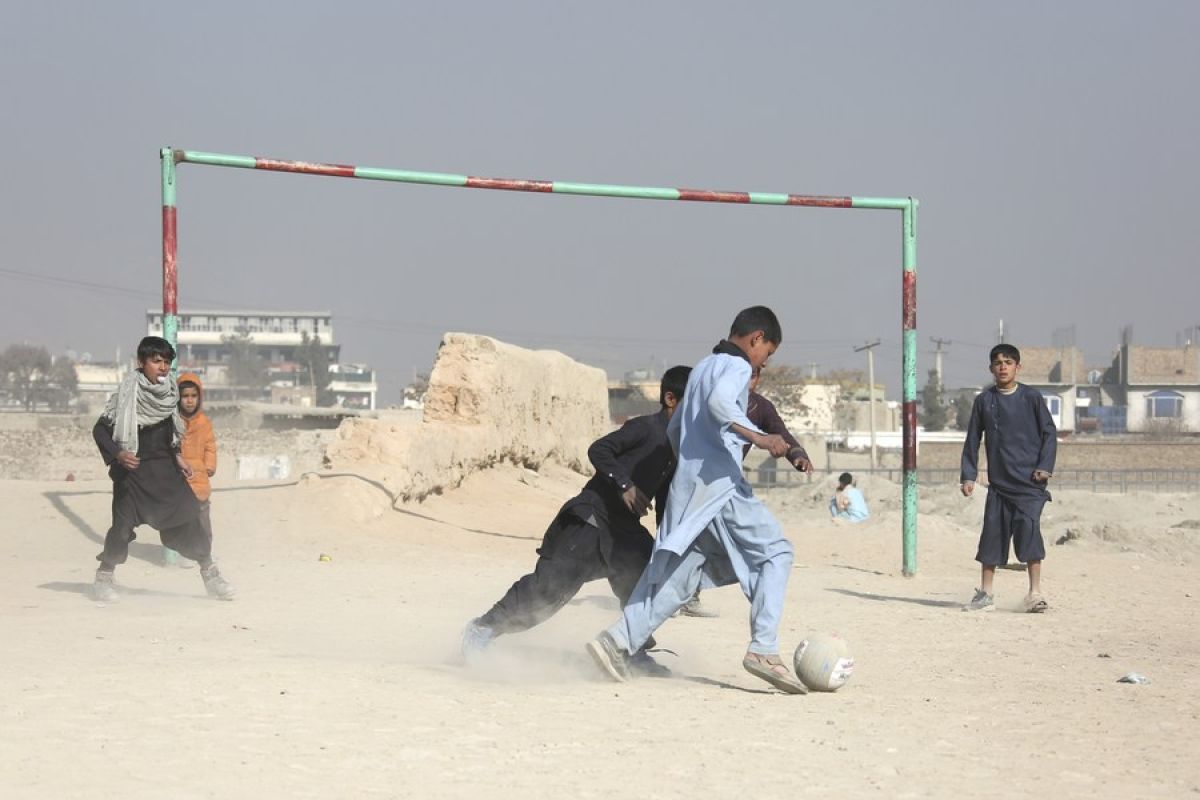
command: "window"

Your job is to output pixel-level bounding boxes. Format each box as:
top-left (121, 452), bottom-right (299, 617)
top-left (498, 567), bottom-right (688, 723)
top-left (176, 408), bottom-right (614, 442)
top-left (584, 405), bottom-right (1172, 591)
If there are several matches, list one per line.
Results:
top-left (1145, 390), bottom-right (1183, 419)
top-left (1041, 393), bottom-right (1061, 418)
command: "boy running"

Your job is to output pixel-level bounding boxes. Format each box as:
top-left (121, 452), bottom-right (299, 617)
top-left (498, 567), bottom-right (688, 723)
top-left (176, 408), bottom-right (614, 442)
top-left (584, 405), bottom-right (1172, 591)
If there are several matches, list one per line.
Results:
top-left (587, 306), bottom-right (807, 693)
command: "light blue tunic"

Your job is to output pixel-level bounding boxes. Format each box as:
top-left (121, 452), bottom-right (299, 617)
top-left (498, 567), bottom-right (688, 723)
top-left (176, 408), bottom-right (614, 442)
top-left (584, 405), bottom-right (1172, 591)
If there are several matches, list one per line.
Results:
top-left (830, 486), bottom-right (870, 522)
top-left (607, 351), bottom-right (795, 655)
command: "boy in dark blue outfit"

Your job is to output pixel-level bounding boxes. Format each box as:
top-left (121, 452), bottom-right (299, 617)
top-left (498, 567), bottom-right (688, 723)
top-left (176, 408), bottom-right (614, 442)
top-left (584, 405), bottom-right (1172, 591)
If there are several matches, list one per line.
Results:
top-left (960, 344), bottom-right (1056, 613)
top-left (461, 366), bottom-right (691, 674)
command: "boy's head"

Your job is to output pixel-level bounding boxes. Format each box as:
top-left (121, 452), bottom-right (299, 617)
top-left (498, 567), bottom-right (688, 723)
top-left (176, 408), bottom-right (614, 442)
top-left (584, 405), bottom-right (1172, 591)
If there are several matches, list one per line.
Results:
top-left (659, 365), bottom-right (692, 417)
top-left (838, 472), bottom-right (854, 489)
top-left (988, 344), bottom-right (1021, 388)
top-left (728, 306), bottom-right (782, 369)
top-left (136, 336), bottom-right (176, 383)
top-left (750, 366), bottom-right (763, 393)
top-left (179, 380), bottom-right (201, 417)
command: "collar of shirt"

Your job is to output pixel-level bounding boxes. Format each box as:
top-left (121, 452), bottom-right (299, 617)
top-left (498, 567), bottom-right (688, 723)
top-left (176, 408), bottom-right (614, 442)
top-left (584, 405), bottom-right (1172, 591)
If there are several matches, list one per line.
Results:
top-left (711, 339), bottom-right (751, 363)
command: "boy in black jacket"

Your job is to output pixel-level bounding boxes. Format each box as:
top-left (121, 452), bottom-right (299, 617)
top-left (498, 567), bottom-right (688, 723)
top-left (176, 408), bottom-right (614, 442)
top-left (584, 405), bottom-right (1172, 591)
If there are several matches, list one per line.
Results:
top-left (461, 366), bottom-right (691, 675)
top-left (90, 336), bottom-right (234, 602)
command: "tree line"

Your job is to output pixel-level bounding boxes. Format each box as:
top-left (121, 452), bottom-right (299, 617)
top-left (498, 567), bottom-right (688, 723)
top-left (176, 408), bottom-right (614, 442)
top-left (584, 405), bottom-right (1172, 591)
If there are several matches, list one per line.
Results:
top-left (0, 344), bottom-right (78, 411)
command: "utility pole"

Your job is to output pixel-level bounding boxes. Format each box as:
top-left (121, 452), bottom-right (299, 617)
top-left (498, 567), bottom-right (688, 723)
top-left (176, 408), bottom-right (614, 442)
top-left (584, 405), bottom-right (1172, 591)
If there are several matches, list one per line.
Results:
top-left (929, 337), bottom-right (952, 387)
top-left (854, 339), bottom-right (882, 470)
top-left (807, 362), bottom-right (819, 380)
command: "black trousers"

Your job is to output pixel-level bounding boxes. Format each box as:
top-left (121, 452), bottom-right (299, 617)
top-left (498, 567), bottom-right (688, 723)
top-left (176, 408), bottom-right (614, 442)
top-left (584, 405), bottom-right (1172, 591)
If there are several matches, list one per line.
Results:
top-left (479, 511), bottom-right (653, 636)
top-left (97, 500), bottom-right (212, 569)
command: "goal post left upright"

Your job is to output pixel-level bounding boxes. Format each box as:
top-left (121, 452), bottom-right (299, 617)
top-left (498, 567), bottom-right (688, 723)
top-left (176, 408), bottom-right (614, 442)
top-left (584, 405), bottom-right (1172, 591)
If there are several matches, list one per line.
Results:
top-left (160, 147), bottom-right (179, 364)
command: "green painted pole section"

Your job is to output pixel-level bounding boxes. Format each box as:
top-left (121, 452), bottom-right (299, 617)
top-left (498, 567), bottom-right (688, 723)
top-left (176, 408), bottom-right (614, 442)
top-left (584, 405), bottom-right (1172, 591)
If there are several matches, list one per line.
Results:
top-left (852, 197), bottom-right (912, 210)
top-left (160, 148), bottom-right (178, 369)
top-left (551, 182), bottom-right (679, 200)
top-left (902, 199), bottom-right (919, 576)
top-left (180, 151), bottom-right (257, 169)
top-left (354, 167), bottom-right (467, 186)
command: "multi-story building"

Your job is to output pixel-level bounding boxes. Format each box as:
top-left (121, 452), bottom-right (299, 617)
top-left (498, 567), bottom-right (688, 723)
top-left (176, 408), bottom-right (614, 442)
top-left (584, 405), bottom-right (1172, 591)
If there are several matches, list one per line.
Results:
top-left (145, 310), bottom-right (376, 409)
top-left (146, 310), bottom-right (340, 365)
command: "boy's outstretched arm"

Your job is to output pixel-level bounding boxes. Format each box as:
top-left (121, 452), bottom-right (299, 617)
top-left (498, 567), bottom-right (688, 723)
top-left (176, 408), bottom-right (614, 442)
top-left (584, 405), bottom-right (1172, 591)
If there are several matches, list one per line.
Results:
top-left (588, 417), bottom-right (651, 516)
top-left (750, 393), bottom-right (811, 471)
top-left (960, 394), bottom-right (984, 496)
top-left (731, 423), bottom-right (790, 458)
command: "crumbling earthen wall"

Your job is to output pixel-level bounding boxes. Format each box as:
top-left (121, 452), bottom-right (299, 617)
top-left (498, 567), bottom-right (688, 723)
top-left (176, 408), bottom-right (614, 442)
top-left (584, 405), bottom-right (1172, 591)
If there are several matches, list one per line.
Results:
top-left (322, 333), bottom-right (610, 501)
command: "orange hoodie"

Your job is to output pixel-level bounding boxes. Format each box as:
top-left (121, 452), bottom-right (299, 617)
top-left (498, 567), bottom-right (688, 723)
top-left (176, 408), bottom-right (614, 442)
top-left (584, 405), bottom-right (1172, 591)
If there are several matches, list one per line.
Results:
top-left (178, 372), bottom-right (216, 502)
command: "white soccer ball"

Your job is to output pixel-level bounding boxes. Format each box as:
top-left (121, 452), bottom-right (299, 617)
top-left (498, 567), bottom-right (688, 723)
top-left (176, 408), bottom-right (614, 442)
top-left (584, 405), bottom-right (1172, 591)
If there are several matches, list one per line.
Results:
top-left (793, 633), bottom-right (855, 692)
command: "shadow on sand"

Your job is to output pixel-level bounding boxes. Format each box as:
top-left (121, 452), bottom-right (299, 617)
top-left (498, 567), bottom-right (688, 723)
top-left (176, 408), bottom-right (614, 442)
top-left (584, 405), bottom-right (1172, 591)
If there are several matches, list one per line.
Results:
top-left (826, 587), bottom-right (961, 609)
top-left (42, 489), bottom-right (165, 566)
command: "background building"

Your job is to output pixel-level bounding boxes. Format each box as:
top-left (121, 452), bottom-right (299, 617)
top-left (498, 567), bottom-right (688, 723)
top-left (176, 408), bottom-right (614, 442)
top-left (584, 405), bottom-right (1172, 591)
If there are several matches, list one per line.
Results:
top-left (145, 310), bottom-right (376, 409)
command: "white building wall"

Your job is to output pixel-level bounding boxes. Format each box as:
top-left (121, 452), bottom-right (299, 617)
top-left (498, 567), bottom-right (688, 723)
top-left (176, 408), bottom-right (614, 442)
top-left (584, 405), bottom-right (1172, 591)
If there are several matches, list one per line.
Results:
top-left (1125, 388), bottom-right (1200, 433)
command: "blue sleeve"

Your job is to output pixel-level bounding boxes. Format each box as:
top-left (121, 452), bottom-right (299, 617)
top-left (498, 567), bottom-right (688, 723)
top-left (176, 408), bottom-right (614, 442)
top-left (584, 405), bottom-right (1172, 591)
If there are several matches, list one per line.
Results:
top-left (706, 360), bottom-right (760, 437)
top-left (960, 393), bottom-right (985, 483)
top-left (1032, 391), bottom-right (1058, 474)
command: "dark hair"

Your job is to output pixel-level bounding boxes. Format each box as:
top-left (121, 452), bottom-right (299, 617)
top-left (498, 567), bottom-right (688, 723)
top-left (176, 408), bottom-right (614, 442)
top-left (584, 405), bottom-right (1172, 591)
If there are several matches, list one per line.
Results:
top-left (730, 306), bottom-right (782, 344)
top-left (659, 365), bottom-right (692, 406)
top-left (838, 472), bottom-right (853, 486)
top-left (989, 344), bottom-right (1021, 364)
top-left (178, 380), bottom-right (200, 393)
top-left (137, 335), bottom-right (176, 363)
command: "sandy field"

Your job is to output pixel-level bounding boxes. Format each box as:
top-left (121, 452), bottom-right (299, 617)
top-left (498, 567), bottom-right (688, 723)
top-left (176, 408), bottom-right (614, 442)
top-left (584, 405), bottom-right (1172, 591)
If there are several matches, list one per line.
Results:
top-left (2, 465), bottom-right (1198, 799)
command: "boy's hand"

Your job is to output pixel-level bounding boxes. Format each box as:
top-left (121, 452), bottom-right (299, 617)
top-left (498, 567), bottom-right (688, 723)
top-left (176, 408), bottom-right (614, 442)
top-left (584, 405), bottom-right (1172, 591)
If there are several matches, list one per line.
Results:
top-left (1032, 470), bottom-right (1052, 483)
top-left (175, 455), bottom-right (194, 480)
top-left (622, 485), bottom-right (651, 517)
top-left (116, 450), bottom-right (140, 471)
top-left (758, 433), bottom-right (790, 458)
top-left (961, 480), bottom-right (975, 497)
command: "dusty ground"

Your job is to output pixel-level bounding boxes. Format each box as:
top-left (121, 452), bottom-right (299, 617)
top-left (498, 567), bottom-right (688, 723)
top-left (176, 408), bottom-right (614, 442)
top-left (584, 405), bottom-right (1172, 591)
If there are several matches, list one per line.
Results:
top-left (2, 465), bottom-right (1198, 799)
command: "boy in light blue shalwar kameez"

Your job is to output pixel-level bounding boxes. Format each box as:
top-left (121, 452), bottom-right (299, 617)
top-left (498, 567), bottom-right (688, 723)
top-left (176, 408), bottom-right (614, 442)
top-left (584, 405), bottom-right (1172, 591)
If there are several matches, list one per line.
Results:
top-left (587, 306), bottom-right (808, 694)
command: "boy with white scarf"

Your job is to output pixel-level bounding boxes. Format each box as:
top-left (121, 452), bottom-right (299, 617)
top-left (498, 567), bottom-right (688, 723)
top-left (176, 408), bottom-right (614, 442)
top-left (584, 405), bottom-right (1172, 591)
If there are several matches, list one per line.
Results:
top-left (90, 336), bottom-right (234, 602)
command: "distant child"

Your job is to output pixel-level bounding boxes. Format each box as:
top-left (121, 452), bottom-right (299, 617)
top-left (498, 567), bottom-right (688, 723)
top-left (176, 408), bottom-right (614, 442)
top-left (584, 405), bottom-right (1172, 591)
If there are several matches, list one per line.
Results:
top-left (178, 372), bottom-right (217, 548)
top-left (587, 306), bottom-right (807, 693)
top-left (960, 344), bottom-right (1056, 613)
top-left (680, 366), bottom-right (812, 618)
top-left (90, 336), bottom-right (235, 602)
top-left (830, 472), bottom-right (869, 523)
top-left (460, 366), bottom-right (693, 677)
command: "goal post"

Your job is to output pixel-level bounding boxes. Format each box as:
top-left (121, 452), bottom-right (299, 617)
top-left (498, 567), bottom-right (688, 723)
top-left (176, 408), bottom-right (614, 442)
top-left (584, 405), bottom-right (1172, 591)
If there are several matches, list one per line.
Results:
top-left (159, 146), bottom-right (920, 575)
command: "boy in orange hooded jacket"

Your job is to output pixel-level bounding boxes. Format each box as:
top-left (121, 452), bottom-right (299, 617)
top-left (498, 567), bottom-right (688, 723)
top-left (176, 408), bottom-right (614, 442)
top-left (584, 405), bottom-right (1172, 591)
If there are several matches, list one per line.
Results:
top-left (177, 372), bottom-right (217, 551)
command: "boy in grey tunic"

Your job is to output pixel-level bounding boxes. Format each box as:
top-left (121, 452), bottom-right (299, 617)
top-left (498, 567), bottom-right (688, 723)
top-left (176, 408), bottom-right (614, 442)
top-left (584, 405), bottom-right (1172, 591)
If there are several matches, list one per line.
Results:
top-left (960, 344), bottom-right (1057, 613)
top-left (587, 306), bottom-right (807, 694)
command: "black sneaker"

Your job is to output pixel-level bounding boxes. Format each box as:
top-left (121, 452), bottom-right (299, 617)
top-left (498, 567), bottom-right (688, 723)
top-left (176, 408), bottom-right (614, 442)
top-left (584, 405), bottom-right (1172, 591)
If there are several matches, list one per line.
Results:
top-left (586, 632), bottom-right (631, 682)
top-left (628, 649), bottom-right (672, 678)
top-left (201, 564), bottom-right (236, 601)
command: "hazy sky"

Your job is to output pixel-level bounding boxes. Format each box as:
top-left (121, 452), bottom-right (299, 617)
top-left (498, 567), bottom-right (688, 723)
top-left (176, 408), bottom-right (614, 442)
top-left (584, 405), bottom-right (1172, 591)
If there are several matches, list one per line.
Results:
top-left (2, 1), bottom-right (1197, 402)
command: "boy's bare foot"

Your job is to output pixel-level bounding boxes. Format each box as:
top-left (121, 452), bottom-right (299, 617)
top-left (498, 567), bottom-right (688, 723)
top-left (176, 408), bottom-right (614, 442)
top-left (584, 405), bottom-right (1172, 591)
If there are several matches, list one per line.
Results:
top-left (1024, 592), bottom-right (1048, 613)
top-left (742, 652), bottom-right (807, 694)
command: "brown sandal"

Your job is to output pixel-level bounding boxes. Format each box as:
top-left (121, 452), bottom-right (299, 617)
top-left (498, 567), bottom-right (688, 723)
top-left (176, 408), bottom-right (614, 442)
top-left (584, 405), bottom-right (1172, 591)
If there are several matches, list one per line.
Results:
top-left (743, 652), bottom-right (807, 694)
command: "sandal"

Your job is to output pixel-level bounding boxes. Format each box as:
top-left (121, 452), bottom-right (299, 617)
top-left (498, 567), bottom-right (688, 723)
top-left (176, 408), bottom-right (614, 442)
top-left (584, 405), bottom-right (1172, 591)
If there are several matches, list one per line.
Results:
top-left (743, 652), bottom-right (807, 694)
top-left (1024, 593), bottom-right (1048, 613)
